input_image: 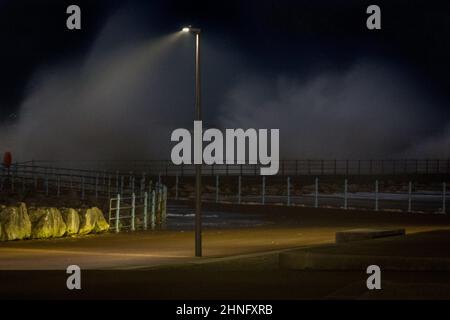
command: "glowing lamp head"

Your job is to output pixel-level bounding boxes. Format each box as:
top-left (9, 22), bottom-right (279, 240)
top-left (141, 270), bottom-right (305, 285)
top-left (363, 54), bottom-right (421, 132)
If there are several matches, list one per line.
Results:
top-left (181, 26), bottom-right (200, 34)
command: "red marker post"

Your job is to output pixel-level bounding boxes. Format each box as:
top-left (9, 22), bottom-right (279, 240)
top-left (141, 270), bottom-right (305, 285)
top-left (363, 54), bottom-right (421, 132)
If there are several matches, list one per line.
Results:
top-left (3, 151), bottom-right (12, 168)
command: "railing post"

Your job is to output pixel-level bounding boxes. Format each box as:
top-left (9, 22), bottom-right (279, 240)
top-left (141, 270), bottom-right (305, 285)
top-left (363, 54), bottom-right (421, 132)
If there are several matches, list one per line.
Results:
top-left (161, 185), bottom-right (167, 229)
top-left (151, 189), bottom-right (156, 230)
top-left (57, 175), bottom-right (60, 198)
top-left (131, 193), bottom-right (136, 231)
top-left (31, 161), bottom-right (36, 189)
top-left (44, 171), bottom-right (49, 196)
top-left (148, 180), bottom-right (153, 197)
top-left (175, 174), bottom-right (179, 200)
top-left (287, 176), bottom-right (291, 206)
top-left (443, 182), bottom-right (447, 214)
top-left (108, 174), bottom-right (111, 198)
top-left (11, 165), bottom-right (15, 193)
top-left (120, 175), bottom-right (124, 195)
top-left (375, 180), bottom-right (379, 212)
top-left (115, 194), bottom-right (121, 233)
top-left (314, 177), bottom-right (318, 208)
top-left (156, 182), bottom-right (161, 228)
top-left (407, 181), bottom-right (412, 213)
top-left (143, 191), bottom-right (148, 230)
top-left (143, 172), bottom-right (147, 191)
top-left (140, 174), bottom-right (145, 198)
top-left (0, 168), bottom-right (4, 191)
top-left (238, 175), bottom-right (241, 204)
top-left (344, 178), bottom-right (348, 209)
top-left (128, 172), bottom-right (133, 191)
top-left (34, 171), bottom-right (38, 189)
top-left (215, 175), bottom-right (219, 203)
top-left (262, 176), bottom-right (266, 205)
top-left (31, 159), bottom-right (35, 185)
top-left (95, 174), bottom-right (99, 199)
top-left (81, 176), bottom-right (85, 200)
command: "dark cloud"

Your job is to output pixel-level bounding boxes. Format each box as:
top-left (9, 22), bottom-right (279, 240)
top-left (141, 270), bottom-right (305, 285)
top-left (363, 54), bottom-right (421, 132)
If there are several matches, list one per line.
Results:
top-left (218, 61), bottom-right (446, 159)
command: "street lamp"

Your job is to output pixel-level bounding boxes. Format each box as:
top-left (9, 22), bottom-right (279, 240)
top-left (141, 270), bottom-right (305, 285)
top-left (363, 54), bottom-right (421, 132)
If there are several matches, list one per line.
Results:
top-left (182, 26), bottom-right (202, 257)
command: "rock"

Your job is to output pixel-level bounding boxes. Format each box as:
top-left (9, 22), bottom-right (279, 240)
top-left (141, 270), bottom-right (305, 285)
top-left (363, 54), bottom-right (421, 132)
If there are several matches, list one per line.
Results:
top-left (78, 207), bottom-right (109, 235)
top-left (29, 207), bottom-right (67, 239)
top-left (78, 208), bottom-right (95, 235)
top-left (91, 207), bottom-right (109, 233)
top-left (0, 202), bottom-right (32, 241)
top-left (60, 208), bottom-right (80, 235)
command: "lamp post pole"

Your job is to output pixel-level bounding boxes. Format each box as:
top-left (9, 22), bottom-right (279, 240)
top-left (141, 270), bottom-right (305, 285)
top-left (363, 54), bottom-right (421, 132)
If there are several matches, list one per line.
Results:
top-left (183, 26), bottom-right (202, 257)
top-left (194, 30), bottom-right (202, 257)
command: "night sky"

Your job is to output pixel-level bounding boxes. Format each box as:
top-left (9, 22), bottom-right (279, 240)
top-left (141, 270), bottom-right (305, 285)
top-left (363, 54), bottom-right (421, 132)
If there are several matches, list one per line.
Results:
top-left (0, 0), bottom-right (449, 160)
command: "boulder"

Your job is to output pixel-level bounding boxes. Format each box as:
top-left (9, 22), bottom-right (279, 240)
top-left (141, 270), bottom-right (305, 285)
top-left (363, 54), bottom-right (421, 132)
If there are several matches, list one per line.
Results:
top-left (91, 207), bottom-right (109, 233)
top-left (0, 202), bottom-right (32, 241)
top-left (78, 207), bottom-right (109, 235)
top-left (29, 207), bottom-right (67, 239)
top-left (78, 208), bottom-right (95, 235)
top-left (60, 208), bottom-right (80, 235)
top-left (0, 205), bottom-right (4, 239)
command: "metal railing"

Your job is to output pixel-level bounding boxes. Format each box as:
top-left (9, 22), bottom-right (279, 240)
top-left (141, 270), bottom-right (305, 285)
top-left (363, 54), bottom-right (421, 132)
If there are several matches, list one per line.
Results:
top-left (108, 183), bottom-right (167, 233)
top-left (1, 161), bottom-right (447, 215)
top-left (171, 175), bottom-right (448, 214)
top-left (20, 159), bottom-right (450, 176)
top-left (0, 162), bottom-right (157, 200)
top-left (1, 162), bottom-right (169, 232)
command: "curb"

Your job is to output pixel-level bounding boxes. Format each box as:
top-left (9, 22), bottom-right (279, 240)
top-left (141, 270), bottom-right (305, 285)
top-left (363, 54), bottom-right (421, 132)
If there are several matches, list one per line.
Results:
top-left (279, 251), bottom-right (450, 271)
top-left (335, 228), bottom-right (405, 243)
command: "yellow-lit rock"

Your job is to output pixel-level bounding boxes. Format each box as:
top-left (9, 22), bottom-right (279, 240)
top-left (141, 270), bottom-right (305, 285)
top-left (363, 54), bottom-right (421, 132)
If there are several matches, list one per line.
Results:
top-left (60, 208), bottom-right (80, 235)
top-left (0, 202), bottom-right (32, 241)
top-left (78, 207), bottom-right (109, 235)
top-left (29, 207), bottom-right (67, 239)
